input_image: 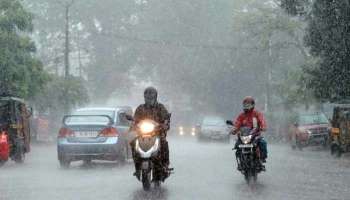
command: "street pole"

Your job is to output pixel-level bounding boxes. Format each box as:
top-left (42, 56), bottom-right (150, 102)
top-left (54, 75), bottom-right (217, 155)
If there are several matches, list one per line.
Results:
top-left (64, 4), bottom-right (70, 79)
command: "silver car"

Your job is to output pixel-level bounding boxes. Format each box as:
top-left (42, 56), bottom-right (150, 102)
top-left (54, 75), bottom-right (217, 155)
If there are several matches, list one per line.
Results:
top-left (57, 107), bottom-right (132, 168)
top-left (198, 116), bottom-right (230, 142)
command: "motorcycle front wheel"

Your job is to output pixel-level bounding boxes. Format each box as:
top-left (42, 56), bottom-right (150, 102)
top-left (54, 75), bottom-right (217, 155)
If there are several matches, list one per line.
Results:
top-left (142, 170), bottom-right (151, 191)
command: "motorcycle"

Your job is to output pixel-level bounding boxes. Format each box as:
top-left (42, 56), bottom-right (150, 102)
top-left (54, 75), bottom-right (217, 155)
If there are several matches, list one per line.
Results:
top-left (226, 120), bottom-right (264, 183)
top-left (128, 115), bottom-right (173, 191)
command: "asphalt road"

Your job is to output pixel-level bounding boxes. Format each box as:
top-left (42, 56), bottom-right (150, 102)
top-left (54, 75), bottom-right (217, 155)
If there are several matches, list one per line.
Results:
top-left (1, 136), bottom-right (350, 200)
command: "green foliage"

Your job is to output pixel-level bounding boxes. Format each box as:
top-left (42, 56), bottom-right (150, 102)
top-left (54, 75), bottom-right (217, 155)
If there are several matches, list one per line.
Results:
top-left (0, 0), bottom-right (49, 99)
top-left (33, 75), bottom-right (89, 115)
top-left (304, 0), bottom-right (350, 101)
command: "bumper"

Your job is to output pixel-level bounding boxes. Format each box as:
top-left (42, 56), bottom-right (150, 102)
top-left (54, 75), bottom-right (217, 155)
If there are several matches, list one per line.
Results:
top-left (57, 137), bottom-right (124, 161)
top-left (200, 131), bottom-right (229, 139)
top-left (308, 134), bottom-right (328, 144)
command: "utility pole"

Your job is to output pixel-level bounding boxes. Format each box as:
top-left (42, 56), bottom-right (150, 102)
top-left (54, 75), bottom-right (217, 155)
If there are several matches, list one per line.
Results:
top-left (62, 0), bottom-right (74, 79)
top-left (265, 37), bottom-right (273, 114)
top-left (77, 29), bottom-right (82, 77)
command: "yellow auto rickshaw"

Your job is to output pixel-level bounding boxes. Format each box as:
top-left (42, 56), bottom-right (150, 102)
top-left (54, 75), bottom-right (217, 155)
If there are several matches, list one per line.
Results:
top-left (330, 105), bottom-right (350, 157)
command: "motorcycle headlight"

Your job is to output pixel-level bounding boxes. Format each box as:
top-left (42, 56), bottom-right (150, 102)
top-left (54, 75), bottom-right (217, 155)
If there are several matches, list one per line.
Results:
top-left (241, 135), bottom-right (252, 144)
top-left (140, 121), bottom-right (155, 134)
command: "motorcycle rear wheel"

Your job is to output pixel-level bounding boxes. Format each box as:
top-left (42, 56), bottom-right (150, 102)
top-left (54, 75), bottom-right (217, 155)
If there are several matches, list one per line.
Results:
top-left (0, 160), bottom-right (5, 167)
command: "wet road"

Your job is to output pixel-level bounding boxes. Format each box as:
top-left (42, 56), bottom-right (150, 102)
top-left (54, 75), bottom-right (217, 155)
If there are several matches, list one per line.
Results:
top-left (1, 136), bottom-right (350, 200)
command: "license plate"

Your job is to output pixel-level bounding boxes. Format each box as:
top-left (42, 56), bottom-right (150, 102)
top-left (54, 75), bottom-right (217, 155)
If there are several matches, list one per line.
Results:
top-left (239, 144), bottom-right (253, 148)
top-left (75, 131), bottom-right (98, 138)
top-left (142, 161), bottom-right (149, 169)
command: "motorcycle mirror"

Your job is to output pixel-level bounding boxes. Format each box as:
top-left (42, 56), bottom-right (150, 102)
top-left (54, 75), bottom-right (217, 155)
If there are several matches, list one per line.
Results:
top-left (226, 120), bottom-right (233, 126)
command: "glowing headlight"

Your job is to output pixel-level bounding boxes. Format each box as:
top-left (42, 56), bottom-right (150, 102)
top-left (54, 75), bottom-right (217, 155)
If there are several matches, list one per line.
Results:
top-left (241, 135), bottom-right (252, 144)
top-left (140, 121), bottom-right (155, 134)
top-left (179, 126), bottom-right (184, 135)
top-left (191, 127), bottom-right (196, 136)
top-left (306, 130), bottom-right (312, 135)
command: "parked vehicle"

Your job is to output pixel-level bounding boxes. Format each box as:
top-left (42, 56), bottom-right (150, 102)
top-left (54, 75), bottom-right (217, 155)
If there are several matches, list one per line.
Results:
top-left (226, 120), bottom-right (264, 184)
top-left (330, 105), bottom-right (350, 157)
top-left (129, 117), bottom-right (173, 191)
top-left (0, 96), bottom-right (32, 166)
top-left (57, 107), bottom-right (133, 168)
top-left (289, 112), bottom-right (331, 150)
top-left (197, 116), bottom-right (230, 142)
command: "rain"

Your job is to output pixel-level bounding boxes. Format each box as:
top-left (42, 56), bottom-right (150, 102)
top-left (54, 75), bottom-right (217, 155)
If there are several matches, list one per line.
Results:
top-left (1, 0), bottom-right (350, 199)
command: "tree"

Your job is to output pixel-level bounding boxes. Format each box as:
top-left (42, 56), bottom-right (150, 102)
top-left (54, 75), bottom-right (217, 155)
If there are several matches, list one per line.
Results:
top-left (0, 0), bottom-right (49, 98)
top-left (304, 0), bottom-right (350, 101)
top-left (281, 0), bottom-right (350, 102)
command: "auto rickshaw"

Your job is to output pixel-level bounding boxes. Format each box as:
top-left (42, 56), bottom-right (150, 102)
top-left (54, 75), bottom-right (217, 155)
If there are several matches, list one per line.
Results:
top-left (0, 96), bottom-right (32, 166)
top-left (330, 105), bottom-right (350, 157)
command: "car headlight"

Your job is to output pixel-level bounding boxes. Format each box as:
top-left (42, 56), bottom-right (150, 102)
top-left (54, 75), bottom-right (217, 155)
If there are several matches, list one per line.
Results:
top-left (241, 135), bottom-right (252, 144)
top-left (139, 121), bottom-right (155, 134)
top-left (306, 130), bottom-right (312, 135)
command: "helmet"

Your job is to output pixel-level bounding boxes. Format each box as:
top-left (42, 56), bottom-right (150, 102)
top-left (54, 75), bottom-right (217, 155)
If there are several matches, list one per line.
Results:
top-left (243, 96), bottom-right (255, 112)
top-left (144, 87), bottom-right (158, 107)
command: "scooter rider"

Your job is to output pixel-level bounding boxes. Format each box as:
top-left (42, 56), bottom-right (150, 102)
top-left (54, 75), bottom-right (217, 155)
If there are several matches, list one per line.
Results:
top-left (231, 96), bottom-right (268, 170)
top-left (130, 87), bottom-right (171, 180)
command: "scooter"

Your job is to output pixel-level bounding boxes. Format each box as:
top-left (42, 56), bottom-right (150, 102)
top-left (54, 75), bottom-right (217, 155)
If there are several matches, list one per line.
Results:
top-left (131, 118), bottom-right (173, 191)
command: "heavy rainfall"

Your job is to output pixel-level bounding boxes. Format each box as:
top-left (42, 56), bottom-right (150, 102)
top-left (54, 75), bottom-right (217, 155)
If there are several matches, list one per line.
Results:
top-left (1, 0), bottom-right (350, 199)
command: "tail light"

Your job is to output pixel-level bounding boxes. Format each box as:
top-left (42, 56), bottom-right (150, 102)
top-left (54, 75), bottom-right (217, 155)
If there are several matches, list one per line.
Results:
top-left (58, 127), bottom-right (74, 138)
top-left (0, 132), bottom-right (8, 143)
top-left (0, 132), bottom-right (9, 160)
top-left (99, 127), bottom-right (118, 137)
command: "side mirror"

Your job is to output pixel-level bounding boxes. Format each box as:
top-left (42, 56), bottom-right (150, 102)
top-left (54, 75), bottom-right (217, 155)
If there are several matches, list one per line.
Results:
top-left (226, 120), bottom-right (233, 126)
top-left (125, 114), bottom-right (134, 121)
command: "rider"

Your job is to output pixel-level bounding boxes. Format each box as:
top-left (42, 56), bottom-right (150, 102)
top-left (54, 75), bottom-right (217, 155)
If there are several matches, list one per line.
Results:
top-left (232, 96), bottom-right (268, 170)
top-left (130, 87), bottom-right (171, 180)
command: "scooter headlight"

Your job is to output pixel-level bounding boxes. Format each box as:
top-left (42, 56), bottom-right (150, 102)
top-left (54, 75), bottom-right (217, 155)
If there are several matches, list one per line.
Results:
top-left (241, 135), bottom-right (252, 144)
top-left (139, 121), bottom-right (155, 134)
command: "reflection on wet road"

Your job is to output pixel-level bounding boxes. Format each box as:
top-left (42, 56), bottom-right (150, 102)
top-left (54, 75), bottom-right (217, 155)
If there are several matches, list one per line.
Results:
top-left (1, 137), bottom-right (350, 200)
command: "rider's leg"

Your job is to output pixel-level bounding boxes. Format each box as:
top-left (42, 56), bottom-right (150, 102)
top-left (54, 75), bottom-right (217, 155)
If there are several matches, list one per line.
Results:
top-left (257, 137), bottom-right (268, 162)
top-left (160, 138), bottom-right (169, 166)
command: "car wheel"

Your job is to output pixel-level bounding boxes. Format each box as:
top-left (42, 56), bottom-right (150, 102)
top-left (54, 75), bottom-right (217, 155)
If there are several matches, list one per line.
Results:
top-left (59, 157), bottom-right (71, 168)
top-left (0, 160), bottom-right (6, 167)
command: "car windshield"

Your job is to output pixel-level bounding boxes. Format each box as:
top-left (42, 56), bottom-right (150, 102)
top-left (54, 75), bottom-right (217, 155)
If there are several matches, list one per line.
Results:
top-left (66, 110), bottom-right (115, 124)
top-left (202, 117), bottom-right (225, 126)
top-left (299, 113), bottom-right (329, 125)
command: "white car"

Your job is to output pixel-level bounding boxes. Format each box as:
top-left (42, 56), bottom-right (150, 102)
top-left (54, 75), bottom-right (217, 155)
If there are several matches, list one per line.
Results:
top-left (198, 116), bottom-right (230, 142)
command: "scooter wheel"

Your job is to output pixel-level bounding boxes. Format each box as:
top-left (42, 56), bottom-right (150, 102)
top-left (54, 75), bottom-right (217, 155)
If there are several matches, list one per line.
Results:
top-left (0, 160), bottom-right (6, 167)
top-left (142, 171), bottom-right (151, 191)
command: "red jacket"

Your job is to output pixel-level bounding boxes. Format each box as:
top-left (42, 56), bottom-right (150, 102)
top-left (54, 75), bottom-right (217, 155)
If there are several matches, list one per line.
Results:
top-left (234, 109), bottom-right (267, 135)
